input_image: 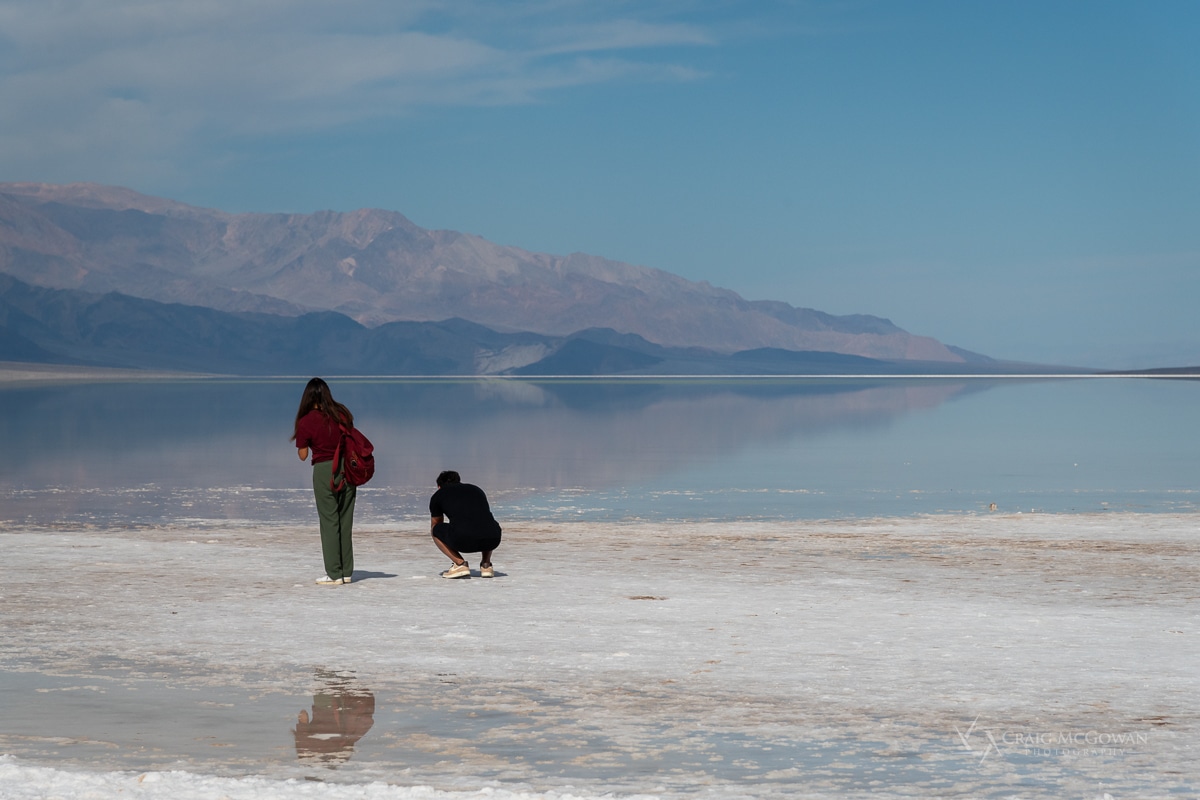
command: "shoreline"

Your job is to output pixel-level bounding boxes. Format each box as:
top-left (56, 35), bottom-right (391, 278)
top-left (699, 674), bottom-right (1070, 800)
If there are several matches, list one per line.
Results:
top-left (0, 361), bottom-right (212, 384)
top-left (3, 360), bottom-right (1199, 384)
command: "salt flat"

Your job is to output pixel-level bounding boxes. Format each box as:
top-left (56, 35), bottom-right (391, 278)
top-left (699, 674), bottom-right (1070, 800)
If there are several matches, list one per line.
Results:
top-left (1, 514), bottom-right (1197, 799)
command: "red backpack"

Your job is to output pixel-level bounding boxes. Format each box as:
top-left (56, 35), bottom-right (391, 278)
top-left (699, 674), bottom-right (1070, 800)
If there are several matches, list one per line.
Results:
top-left (331, 422), bottom-right (375, 492)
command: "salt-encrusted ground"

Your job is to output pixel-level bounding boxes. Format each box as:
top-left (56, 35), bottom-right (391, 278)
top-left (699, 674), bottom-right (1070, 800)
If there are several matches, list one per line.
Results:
top-left (1, 514), bottom-right (1197, 799)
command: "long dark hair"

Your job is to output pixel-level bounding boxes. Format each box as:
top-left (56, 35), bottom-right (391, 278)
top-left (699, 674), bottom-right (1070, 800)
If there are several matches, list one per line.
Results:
top-left (291, 377), bottom-right (353, 441)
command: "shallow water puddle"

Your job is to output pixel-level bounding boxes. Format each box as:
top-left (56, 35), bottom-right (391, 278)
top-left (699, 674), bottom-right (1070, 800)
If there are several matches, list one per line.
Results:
top-left (0, 666), bottom-right (1160, 798)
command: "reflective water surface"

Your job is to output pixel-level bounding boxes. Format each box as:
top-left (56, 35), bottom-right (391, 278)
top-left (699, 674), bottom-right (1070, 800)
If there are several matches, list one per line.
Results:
top-left (2, 376), bottom-right (1196, 799)
top-left (2, 662), bottom-right (1163, 796)
top-left (294, 670), bottom-right (375, 766)
top-left (1, 376), bottom-right (1197, 525)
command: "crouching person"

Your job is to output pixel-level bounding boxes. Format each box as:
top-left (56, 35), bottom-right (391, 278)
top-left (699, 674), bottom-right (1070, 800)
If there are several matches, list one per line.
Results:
top-left (430, 470), bottom-right (502, 579)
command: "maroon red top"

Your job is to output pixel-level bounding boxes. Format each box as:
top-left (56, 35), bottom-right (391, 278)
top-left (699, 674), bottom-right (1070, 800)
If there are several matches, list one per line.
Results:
top-left (295, 409), bottom-right (344, 464)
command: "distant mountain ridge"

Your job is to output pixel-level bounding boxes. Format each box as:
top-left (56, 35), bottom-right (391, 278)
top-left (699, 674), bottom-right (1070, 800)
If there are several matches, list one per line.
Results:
top-left (0, 181), bottom-right (967, 363)
top-left (0, 274), bottom-right (829, 375)
top-left (2, 275), bottom-right (1016, 376)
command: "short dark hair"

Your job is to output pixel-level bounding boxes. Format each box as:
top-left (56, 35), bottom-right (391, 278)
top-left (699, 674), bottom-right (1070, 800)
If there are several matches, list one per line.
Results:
top-left (436, 470), bottom-right (461, 487)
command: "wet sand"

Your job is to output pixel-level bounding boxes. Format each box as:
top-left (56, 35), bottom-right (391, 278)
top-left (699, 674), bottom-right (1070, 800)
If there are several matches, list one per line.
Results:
top-left (1, 514), bottom-right (1197, 798)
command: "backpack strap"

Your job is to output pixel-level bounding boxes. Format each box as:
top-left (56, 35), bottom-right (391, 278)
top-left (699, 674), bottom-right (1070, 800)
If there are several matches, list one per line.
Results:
top-left (329, 421), bottom-right (350, 493)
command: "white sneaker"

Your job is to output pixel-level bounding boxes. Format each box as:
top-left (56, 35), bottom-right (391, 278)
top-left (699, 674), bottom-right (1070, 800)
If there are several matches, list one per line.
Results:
top-left (316, 575), bottom-right (341, 585)
top-left (479, 563), bottom-right (494, 578)
top-left (441, 561), bottom-right (470, 579)
top-left (342, 574), bottom-right (353, 584)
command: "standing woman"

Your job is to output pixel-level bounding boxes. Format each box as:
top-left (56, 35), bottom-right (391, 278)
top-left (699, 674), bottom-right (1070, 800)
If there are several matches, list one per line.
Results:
top-left (292, 377), bottom-right (357, 585)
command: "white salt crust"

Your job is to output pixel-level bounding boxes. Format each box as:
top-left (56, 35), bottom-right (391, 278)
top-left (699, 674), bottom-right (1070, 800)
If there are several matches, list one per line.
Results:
top-left (1, 514), bottom-right (1196, 798)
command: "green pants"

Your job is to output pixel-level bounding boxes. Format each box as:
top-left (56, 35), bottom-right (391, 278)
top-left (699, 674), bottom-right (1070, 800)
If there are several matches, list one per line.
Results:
top-left (312, 459), bottom-right (356, 580)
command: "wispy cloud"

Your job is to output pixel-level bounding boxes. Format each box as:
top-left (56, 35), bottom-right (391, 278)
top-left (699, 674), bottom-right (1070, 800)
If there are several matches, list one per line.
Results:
top-left (0, 0), bottom-right (715, 183)
top-left (530, 18), bottom-right (715, 55)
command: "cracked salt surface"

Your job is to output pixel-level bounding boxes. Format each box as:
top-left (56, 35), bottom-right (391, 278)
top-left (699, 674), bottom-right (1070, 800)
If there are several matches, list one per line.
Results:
top-left (1, 514), bottom-right (1197, 799)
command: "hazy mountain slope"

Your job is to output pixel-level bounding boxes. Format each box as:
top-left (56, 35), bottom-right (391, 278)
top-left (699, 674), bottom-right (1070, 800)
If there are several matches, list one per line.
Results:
top-left (5, 275), bottom-right (959, 376)
top-left (0, 182), bottom-right (964, 361)
top-left (0, 275), bottom-right (529, 374)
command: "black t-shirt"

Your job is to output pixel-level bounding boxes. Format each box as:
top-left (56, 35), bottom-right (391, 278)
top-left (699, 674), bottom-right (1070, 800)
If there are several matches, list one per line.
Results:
top-left (429, 482), bottom-right (501, 536)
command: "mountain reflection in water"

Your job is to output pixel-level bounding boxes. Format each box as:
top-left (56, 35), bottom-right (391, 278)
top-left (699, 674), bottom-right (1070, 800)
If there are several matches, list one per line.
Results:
top-left (9, 376), bottom-right (1191, 522)
top-left (0, 377), bottom-right (970, 493)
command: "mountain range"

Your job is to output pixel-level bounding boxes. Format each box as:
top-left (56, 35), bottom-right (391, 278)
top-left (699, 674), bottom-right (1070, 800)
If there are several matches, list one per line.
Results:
top-left (1, 274), bottom-right (997, 376)
top-left (0, 182), bottom-right (994, 375)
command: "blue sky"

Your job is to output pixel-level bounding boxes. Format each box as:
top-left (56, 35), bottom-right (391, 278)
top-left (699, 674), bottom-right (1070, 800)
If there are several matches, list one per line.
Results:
top-left (2, 1), bottom-right (1197, 368)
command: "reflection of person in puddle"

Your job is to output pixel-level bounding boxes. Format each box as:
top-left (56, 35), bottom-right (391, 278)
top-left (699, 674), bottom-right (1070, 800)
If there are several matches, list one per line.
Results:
top-left (430, 470), bottom-right (502, 579)
top-left (293, 675), bottom-right (376, 764)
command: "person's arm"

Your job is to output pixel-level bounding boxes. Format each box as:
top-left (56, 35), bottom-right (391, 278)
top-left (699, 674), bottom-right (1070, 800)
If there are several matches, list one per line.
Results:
top-left (295, 415), bottom-right (310, 461)
top-left (430, 513), bottom-right (444, 534)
